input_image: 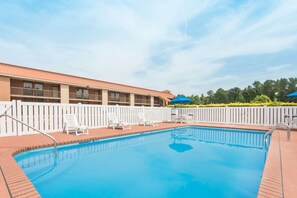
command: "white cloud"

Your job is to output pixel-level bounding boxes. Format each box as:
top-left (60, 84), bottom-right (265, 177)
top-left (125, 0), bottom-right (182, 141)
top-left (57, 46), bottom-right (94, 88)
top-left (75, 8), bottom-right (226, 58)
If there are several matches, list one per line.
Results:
top-left (0, 0), bottom-right (297, 95)
top-left (266, 64), bottom-right (291, 72)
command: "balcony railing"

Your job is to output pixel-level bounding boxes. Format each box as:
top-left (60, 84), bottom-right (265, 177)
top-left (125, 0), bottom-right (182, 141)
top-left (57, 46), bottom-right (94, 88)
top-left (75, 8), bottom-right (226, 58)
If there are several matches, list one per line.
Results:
top-left (108, 96), bottom-right (130, 103)
top-left (135, 98), bottom-right (151, 105)
top-left (11, 87), bottom-right (60, 98)
top-left (154, 99), bottom-right (163, 106)
top-left (69, 92), bottom-right (102, 101)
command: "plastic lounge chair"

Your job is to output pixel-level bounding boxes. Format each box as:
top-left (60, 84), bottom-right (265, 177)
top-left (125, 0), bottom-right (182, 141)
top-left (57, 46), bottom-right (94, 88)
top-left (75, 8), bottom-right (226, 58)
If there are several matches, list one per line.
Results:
top-left (292, 115), bottom-right (297, 127)
top-left (175, 114), bottom-right (188, 123)
top-left (63, 114), bottom-right (89, 135)
top-left (108, 113), bottom-right (131, 130)
top-left (187, 113), bottom-right (194, 123)
top-left (138, 113), bottom-right (158, 126)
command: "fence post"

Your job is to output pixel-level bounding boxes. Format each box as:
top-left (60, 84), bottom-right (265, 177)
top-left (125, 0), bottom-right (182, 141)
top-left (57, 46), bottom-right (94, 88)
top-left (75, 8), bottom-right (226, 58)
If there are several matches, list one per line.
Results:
top-left (264, 106), bottom-right (268, 126)
top-left (78, 103), bottom-right (82, 124)
top-left (116, 104), bottom-right (120, 119)
top-left (11, 100), bottom-right (17, 136)
top-left (161, 107), bottom-right (164, 122)
top-left (196, 106), bottom-right (199, 123)
top-left (142, 105), bottom-right (145, 117)
top-left (16, 100), bottom-right (22, 136)
top-left (226, 106), bottom-right (230, 125)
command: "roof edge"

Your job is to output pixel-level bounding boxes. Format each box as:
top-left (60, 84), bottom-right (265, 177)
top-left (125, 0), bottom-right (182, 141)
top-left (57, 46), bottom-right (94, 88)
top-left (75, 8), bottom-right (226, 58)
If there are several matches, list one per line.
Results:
top-left (0, 62), bottom-right (174, 97)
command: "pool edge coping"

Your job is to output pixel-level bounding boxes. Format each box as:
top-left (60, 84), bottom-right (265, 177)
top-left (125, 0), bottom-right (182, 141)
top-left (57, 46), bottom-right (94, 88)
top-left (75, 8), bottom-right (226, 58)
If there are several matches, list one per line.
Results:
top-left (0, 123), bottom-right (283, 198)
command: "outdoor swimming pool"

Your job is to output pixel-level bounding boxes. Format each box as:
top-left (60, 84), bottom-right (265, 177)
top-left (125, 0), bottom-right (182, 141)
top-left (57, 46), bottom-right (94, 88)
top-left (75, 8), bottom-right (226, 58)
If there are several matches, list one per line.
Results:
top-left (15, 126), bottom-right (268, 198)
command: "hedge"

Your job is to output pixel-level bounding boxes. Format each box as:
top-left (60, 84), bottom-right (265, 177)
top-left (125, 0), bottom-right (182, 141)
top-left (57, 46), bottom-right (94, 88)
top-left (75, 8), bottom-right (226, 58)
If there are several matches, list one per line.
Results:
top-left (166, 102), bottom-right (297, 108)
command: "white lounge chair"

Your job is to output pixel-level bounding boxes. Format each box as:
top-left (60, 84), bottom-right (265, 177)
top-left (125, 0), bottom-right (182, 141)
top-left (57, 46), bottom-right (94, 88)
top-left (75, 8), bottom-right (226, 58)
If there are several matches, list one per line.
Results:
top-left (108, 113), bottom-right (131, 130)
top-left (138, 113), bottom-right (158, 126)
top-left (175, 114), bottom-right (193, 123)
top-left (291, 115), bottom-right (297, 127)
top-left (63, 114), bottom-right (89, 135)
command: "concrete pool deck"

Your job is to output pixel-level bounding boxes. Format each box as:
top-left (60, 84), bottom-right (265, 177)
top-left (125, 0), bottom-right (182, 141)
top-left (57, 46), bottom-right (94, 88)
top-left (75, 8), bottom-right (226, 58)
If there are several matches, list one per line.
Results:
top-left (0, 123), bottom-right (296, 198)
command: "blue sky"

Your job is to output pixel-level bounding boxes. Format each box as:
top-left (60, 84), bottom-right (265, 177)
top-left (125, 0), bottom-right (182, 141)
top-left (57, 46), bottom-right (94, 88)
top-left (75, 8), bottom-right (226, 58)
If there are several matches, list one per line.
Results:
top-left (0, 0), bottom-right (297, 95)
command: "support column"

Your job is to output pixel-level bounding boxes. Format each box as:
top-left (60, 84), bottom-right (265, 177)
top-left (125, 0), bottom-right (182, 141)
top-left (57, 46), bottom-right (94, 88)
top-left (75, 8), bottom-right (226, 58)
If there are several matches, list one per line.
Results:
top-left (0, 76), bottom-right (11, 101)
top-left (150, 96), bottom-right (154, 107)
top-left (60, 84), bottom-right (69, 103)
top-left (102, 90), bottom-right (108, 105)
top-left (130, 93), bottom-right (135, 106)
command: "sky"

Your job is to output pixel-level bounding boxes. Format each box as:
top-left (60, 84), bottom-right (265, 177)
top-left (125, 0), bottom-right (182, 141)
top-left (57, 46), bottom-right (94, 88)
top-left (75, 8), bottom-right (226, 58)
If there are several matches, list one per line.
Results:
top-left (0, 0), bottom-right (297, 96)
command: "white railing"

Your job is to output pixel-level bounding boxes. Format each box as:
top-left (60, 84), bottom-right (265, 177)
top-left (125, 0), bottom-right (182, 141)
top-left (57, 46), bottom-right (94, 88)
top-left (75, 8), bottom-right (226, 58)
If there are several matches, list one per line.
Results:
top-left (0, 101), bottom-right (18, 136)
top-left (178, 106), bottom-right (297, 127)
top-left (1, 101), bottom-right (297, 137)
top-left (0, 100), bottom-right (171, 137)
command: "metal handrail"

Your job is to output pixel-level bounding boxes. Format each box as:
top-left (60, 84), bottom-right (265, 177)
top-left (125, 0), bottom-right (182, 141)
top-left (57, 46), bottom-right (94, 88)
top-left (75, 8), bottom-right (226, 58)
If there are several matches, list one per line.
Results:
top-left (264, 123), bottom-right (291, 145)
top-left (0, 105), bottom-right (58, 154)
top-left (31, 155), bottom-right (58, 182)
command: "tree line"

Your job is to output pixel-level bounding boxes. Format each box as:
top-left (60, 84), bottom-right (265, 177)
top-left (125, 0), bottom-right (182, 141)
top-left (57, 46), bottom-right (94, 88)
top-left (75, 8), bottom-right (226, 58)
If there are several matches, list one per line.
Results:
top-left (188, 78), bottom-right (297, 104)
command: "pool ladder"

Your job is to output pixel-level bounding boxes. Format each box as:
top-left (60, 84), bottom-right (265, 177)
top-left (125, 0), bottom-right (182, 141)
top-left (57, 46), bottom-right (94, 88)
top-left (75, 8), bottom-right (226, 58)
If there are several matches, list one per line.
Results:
top-left (264, 115), bottom-right (296, 144)
top-left (0, 105), bottom-right (58, 154)
top-left (264, 123), bottom-right (291, 145)
top-left (264, 115), bottom-right (297, 144)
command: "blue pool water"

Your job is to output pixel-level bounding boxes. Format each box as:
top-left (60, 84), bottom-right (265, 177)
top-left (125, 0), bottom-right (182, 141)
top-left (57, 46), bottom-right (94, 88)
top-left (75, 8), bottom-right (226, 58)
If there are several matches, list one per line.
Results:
top-left (15, 126), bottom-right (268, 198)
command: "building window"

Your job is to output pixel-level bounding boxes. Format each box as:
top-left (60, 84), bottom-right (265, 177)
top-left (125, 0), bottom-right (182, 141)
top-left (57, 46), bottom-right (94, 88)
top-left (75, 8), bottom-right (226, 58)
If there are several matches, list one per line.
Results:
top-left (124, 93), bottom-right (129, 102)
top-left (34, 83), bottom-right (43, 96)
top-left (94, 91), bottom-right (100, 100)
top-left (83, 89), bottom-right (89, 99)
top-left (154, 97), bottom-right (163, 106)
top-left (76, 88), bottom-right (82, 98)
top-left (135, 95), bottom-right (142, 103)
top-left (52, 86), bottom-right (59, 98)
top-left (23, 82), bottom-right (33, 96)
top-left (111, 92), bottom-right (120, 101)
top-left (76, 88), bottom-right (89, 99)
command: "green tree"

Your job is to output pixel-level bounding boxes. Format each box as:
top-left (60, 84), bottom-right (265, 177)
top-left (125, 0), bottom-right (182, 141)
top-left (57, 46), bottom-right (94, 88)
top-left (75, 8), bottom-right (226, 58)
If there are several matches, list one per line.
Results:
top-left (228, 87), bottom-right (242, 102)
top-left (200, 94), bottom-right (209, 105)
top-left (189, 95), bottom-right (201, 104)
top-left (207, 90), bottom-right (214, 103)
top-left (253, 81), bottom-right (263, 96)
top-left (275, 78), bottom-right (288, 101)
top-left (287, 78), bottom-right (297, 102)
top-left (262, 80), bottom-right (276, 100)
top-left (242, 86), bottom-right (257, 102)
top-left (188, 77), bottom-right (297, 104)
top-left (213, 88), bottom-right (229, 103)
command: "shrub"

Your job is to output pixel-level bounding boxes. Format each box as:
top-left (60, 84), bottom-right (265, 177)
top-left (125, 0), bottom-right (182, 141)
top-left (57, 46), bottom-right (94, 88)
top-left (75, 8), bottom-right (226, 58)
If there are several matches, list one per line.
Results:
top-left (251, 95), bottom-right (272, 103)
top-left (166, 102), bottom-right (297, 108)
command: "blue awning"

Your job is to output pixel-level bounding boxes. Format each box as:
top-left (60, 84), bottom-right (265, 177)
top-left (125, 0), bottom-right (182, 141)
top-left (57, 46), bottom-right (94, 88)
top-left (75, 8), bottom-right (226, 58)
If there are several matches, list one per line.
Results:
top-left (287, 91), bottom-right (297, 97)
top-left (170, 95), bottom-right (193, 104)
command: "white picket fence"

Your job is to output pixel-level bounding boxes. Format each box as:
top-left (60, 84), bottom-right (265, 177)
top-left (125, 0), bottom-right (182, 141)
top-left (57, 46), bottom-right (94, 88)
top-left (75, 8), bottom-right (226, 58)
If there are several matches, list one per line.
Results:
top-left (1, 101), bottom-right (297, 137)
top-left (0, 101), bottom-right (171, 137)
top-left (178, 106), bottom-right (297, 127)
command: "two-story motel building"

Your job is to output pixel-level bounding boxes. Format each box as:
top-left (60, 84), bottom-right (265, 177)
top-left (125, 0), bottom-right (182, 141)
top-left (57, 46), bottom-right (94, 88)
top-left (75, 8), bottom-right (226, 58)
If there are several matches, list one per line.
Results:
top-left (0, 63), bottom-right (174, 106)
